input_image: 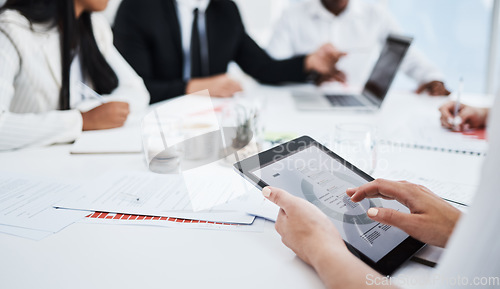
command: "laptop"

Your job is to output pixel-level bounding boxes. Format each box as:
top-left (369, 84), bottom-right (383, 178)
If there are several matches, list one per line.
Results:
top-left (292, 34), bottom-right (413, 111)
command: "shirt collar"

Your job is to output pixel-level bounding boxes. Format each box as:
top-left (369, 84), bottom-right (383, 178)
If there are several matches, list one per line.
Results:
top-left (176, 0), bottom-right (211, 13)
top-left (308, 0), bottom-right (361, 21)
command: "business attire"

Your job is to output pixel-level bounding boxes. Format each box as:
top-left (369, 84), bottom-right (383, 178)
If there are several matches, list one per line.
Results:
top-left (0, 10), bottom-right (149, 151)
top-left (113, 0), bottom-right (308, 104)
top-left (267, 0), bottom-right (444, 87)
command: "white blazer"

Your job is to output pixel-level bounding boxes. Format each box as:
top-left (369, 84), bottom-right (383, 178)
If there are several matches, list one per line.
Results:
top-left (0, 10), bottom-right (150, 151)
top-left (267, 0), bottom-right (444, 87)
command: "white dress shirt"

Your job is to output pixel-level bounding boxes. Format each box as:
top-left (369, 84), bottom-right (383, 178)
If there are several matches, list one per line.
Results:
top-left (176, 0), bottom-right (210, 80)
top-left (267, 0), bottom-right (444, 87)
top-left (0, 10), bottom-right (150, 151)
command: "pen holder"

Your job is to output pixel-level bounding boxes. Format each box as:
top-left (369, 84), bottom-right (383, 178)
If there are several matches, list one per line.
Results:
top-left (219, 95), bottom-right (264, 165)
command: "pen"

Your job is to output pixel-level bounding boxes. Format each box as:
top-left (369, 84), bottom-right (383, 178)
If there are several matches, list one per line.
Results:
top-left (442, 197), bottom-right (468, 207)
top-left (122, 192), bottom-right (140, 202)
top-left (78, 81), bottom-right (107, 104)
top-left (452, 78), bottom-right (464, 130)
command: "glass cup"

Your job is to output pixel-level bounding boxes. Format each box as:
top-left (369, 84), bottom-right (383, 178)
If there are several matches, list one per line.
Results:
top-left (142, 111), bottom-right (184, 174)
top-left (331, 123), bottom-right (378, 174)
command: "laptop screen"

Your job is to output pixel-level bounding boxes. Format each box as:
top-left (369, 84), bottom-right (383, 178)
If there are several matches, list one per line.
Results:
top-left (362, 35), bottom-right (412, 102)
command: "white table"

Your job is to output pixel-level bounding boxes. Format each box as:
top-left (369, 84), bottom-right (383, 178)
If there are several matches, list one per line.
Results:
top-left (0, 85), bottom-right (485, 289)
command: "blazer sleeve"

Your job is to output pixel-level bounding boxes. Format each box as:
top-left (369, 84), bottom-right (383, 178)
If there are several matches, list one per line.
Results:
top-left (0, 30), bottom-right (83, 151)
top-left (230, 4), bottom-right (308, 84)
top-left (113, 1), bottom-right (187, 104)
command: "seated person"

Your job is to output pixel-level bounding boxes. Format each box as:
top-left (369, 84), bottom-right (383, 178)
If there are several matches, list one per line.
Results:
top-left (261, 95), bottom-right (500, 288)
top-left (439, 101), bottom-right (489, 131)
top-left (267, 0), bottom-right (450, 96)
top-left (113, 0), bottom-right (344, 104)
top-left (0, 0), bottom-right (149, 151)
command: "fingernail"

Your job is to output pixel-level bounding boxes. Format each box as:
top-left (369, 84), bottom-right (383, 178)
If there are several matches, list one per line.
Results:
top-left (262, 187), bottom-right (271, 198)
top-left (367, 208), bottom-right (378, 217)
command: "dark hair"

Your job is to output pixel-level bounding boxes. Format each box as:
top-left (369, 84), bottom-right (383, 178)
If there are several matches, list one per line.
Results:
top-left (0, 0), bottom-right (119, 110)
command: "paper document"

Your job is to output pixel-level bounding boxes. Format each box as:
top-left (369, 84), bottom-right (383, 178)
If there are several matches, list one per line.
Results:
top-left (224, 186), bottom-right (280, 222)
top-left (0, 172), bottom-right (89, 237)
top-left (379, 118), bottom-right (488, 155)
top-left (378, 95), bottom-right (488, 155)
top-left (374, 169), bottom-right (476, 206)
top-left (181, 162), bottom-right (252, 211)
top-left (71, 125), bottom-right (142, 154)
top-left (81, 212), bottom-right (268, 232)
top-left (0, 224), bottom-right (53, 241)
top-left (56, 171), bottom-right (255, 224)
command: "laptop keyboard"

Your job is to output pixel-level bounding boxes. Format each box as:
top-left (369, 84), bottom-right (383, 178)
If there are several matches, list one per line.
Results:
top-left (325, 94), bottom-right (364, 107)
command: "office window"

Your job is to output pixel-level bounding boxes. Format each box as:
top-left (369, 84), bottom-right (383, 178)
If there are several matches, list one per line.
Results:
top-left (234, 0), bottom-right (290, 45)
top-left (386, 0), bottom-right (495, 93)
top-left (242, 0), bottom-right (497, 94)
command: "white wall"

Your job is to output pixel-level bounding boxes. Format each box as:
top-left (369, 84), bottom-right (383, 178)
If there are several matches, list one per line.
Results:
top-left (232, 0), bottom-right (289, 46)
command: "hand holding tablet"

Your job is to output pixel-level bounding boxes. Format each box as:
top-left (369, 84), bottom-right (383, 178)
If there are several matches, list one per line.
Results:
top-left (234, 136), bottom-right (432, 275)
top-left (262, 186), bottom-right (348, 267)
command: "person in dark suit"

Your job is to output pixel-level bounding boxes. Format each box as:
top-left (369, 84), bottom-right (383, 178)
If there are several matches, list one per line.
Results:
top-left (113, 0), bottom-right (344, 104)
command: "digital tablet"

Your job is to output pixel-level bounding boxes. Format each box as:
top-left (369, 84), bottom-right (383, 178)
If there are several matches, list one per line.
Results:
top-left (234, 136), bottom-right (425, 275)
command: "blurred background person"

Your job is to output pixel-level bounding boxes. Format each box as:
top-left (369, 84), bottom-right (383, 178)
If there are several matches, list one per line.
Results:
top-left (267, 0), bottom-right (451, 96)
top-left (439, 101), bottom-right (490, 131)
top-left (113, 0), bottom-right (345, 104)
top-left (0, 0), bottom-right (149, 151)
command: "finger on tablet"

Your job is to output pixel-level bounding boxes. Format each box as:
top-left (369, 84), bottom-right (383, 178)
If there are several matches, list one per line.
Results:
top-left (348, 179), bottom-right (410, 204)
top-left (345, 187), bottom-right (357, 197)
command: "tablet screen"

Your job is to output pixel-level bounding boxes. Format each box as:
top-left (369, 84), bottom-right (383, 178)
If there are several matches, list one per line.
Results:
top-left (251, 143), bottom-right (409, 262)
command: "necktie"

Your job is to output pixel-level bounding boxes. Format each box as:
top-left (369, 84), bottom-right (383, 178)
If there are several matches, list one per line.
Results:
top-left (190, 8), bottom-right (210, 78)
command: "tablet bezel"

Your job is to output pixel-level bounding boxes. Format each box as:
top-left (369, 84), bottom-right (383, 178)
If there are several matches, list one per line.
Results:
top-left (234, 135), bottom-right (425, 275)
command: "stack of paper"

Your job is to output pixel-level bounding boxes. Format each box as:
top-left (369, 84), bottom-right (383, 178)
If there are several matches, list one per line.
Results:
top-left (379, 117), bottom-right (488, 155)
top-left (80, 212), bottom-right (270, 232)
top-left (55, 170), bottom-right (256, 225)
top-left (378, 95), bottom-right (488, 155)
top-left (374, 169), bottom-right (476, 207)
top-left (0, 172), bottom-right (90, 240)
top-left (70, 125), bottom-right (142, 154)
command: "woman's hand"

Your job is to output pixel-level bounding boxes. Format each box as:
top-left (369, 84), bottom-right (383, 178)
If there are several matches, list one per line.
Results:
top-left (347, 179), bottom-right (462, 248)
top-left (81, 101), bottom-right (130, 131)
top-left (439, 101), bottom-right (489, 131)
top-left (263, 186), bottom-right (392, 289)
top-left (262, 186), bottom-right (346, 266)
